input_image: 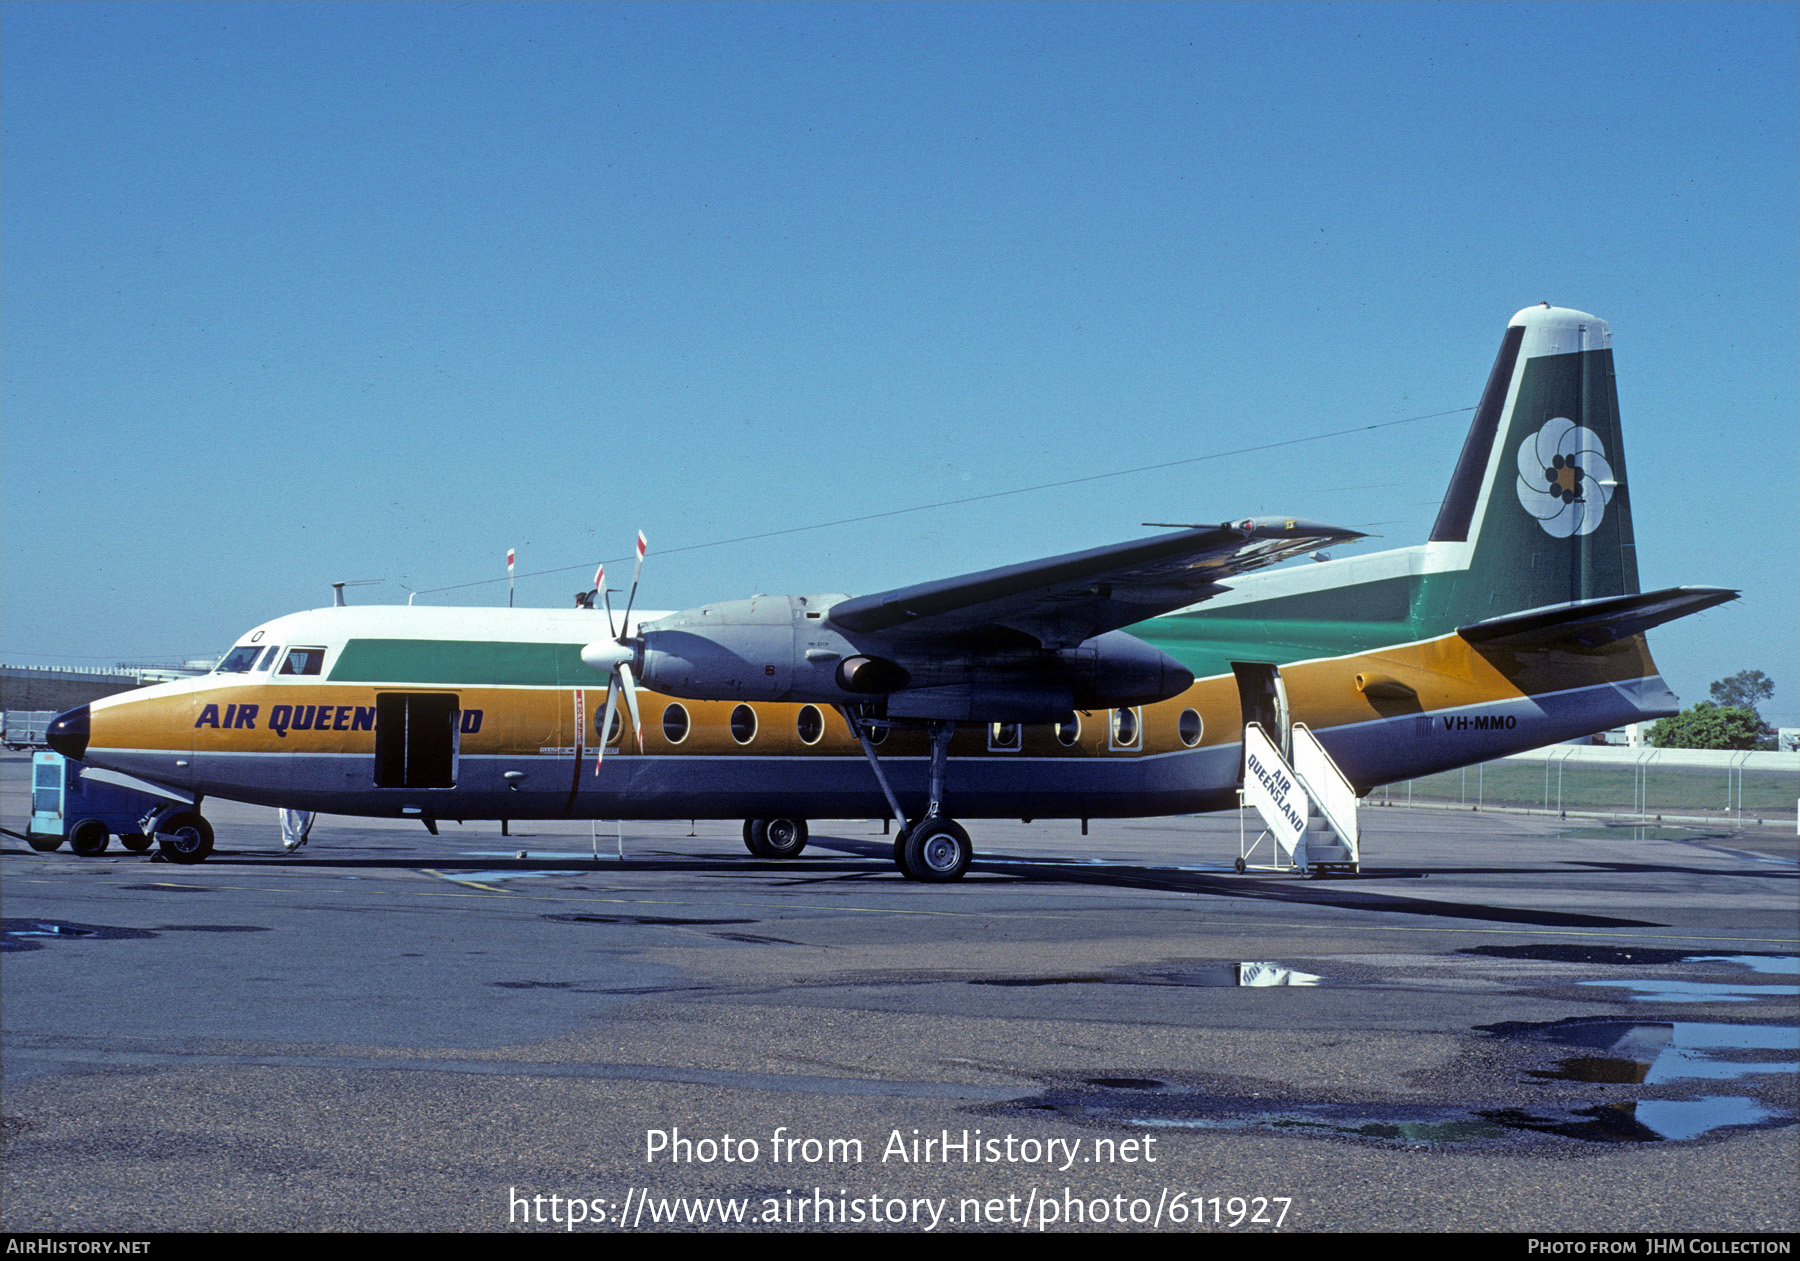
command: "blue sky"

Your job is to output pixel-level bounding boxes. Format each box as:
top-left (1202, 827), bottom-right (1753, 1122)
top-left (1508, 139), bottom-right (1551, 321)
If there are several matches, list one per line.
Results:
top-left (4, 3), bottom-right (1796, 722)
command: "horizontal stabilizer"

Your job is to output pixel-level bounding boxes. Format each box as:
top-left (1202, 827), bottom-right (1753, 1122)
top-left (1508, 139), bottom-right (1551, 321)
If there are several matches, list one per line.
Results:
top-left (1457, 586), bottom-right (1738, 650)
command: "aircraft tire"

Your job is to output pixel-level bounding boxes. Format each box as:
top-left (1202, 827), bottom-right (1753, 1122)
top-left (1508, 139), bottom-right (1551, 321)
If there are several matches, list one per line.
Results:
top-left (68, 819), bottom-right (110, 857)
top-left (742, 819), bottom-right (763, 856)
top-left (157, 812), bottom-right (215, 864)
top-left (892, 824), bottom-right (915, 876)
top-left (1234, 856), bottom-right (1247, 874)
top-left (27, 832), bottom-right (64, 853)
top-left (119, 832), bottom-right (153, 853)
top-left (760, 818), bottom-right (808, 859)
top-left (901, 818), bottom-right (972, 883)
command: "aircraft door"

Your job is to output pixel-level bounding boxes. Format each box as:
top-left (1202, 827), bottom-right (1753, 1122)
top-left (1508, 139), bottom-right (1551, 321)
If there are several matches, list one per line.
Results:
top-left (1230, 662), bottom-right (1290, 765)
top-left (373, 692), bottom-right (460, 789)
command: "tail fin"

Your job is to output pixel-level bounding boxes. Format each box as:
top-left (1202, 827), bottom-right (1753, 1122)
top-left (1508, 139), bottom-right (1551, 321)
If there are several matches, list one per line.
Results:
top-left (1137, 304), bottom-right (1657, 679)
top-left (1413, 304), bottom-right (1640, 628)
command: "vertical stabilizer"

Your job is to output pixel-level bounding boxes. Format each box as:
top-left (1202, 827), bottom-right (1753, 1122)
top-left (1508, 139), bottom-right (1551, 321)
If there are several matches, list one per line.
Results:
top-left (1414, 305), bottom-right (1640, 627)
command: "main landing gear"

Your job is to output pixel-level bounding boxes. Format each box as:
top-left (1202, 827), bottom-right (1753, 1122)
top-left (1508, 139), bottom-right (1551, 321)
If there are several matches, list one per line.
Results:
top-left (742, 817), bottom-right (809, 859)
top-left (841, 710), bottom-right (974, 883)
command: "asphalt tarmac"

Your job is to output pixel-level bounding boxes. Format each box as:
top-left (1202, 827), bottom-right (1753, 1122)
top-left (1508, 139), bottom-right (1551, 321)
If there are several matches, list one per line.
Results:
top-left (3, 753), bottom-right (1795, 1233)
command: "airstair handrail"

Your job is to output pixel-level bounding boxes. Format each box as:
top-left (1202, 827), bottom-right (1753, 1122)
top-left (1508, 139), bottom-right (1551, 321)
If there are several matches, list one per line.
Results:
top-left (1290, 722), bottom-right (1358, 848)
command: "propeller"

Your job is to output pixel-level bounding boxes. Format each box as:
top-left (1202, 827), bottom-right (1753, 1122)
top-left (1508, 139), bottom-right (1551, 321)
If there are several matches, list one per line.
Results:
top-left (580, 532), bottom-right (648, 769)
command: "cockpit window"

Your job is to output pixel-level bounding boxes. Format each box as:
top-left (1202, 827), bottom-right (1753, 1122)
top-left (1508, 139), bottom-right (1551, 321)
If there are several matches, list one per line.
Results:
top-left (216, 646), bottom-right (262, 673)
top-left (278, 647), bottom-right (327, 676)
top-left (254, 646), bottom-right (281, 671)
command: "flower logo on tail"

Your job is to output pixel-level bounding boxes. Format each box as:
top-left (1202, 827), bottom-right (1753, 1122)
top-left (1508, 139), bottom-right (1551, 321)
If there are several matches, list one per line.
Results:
top-left (1515, 416), bottom-right (1613, 537)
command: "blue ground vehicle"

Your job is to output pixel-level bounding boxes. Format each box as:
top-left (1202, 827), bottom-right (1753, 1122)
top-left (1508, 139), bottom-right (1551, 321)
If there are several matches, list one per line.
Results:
top-left (28, 751), bottom-right (166, 856)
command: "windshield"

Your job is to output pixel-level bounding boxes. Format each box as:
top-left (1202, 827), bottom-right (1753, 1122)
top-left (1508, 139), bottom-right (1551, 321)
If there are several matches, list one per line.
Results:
top-left (215, 645), bottom-right (262, 673)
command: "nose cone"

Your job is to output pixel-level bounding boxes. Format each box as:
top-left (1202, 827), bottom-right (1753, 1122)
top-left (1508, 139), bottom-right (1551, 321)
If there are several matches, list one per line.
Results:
top-left (46, 705), bottom-right (90, 760)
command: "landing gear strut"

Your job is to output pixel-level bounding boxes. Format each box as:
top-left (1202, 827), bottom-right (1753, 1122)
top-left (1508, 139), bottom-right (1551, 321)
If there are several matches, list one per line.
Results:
top-left (840, 710), bottom-right (972, 883)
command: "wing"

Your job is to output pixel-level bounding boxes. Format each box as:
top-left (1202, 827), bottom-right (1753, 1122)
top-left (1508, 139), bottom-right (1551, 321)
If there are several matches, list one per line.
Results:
top-left (826, 517), bottom-right (1362, 648)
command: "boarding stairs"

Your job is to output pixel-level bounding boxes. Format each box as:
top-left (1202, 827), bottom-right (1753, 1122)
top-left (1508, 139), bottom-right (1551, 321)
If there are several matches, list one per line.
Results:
top-left (1238, 721), bottom-right (1361, 876)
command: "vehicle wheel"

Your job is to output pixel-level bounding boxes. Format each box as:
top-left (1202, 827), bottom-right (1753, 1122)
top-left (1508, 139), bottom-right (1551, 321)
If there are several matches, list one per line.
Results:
top-left (1234, 856), bottom-right (1247, 874)
top-left (157, 811), bottom-right (214, 864)
top-left (68, 818), bottom-right (110, 857)
top-left (119, 832), bottom-right (153, 853)
top-left (742, 819), bottom-right (763, 856)
top-left (901, 818), bottom-right (972, 883)
top-left (27, 832), bottom-right (64, 853)
top-left (760, 817), bottom-right (808, 859)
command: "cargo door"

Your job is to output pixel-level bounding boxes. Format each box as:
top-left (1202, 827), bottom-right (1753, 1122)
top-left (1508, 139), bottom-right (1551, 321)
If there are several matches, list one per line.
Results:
top-left (373, 693), bottom-right (460, 788)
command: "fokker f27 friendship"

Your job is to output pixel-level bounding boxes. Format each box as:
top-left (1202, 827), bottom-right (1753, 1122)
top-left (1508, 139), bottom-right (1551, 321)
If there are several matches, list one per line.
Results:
top-left (46, 305), bottom-right (1734, 879)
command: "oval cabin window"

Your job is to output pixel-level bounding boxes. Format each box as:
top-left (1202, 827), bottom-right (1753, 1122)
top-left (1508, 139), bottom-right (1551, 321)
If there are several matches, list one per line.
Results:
top-left (730, 704), bottom-right (757, 744)
top-left (1179, 709), bottom-right (1203, 747)
top-left (662, 703), bottom-right (690, 745)
top-left (797, 705), bottom-right (825, 745)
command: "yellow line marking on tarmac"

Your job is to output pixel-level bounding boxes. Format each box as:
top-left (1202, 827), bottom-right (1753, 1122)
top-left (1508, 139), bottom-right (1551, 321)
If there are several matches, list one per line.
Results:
top-left (421, 868), bottom-right (514, 893)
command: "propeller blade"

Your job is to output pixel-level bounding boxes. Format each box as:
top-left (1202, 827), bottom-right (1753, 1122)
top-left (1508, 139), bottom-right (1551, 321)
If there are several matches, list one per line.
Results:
top-left (595, 679), bottom-right (619, 771)
top-left (617, 660), bottom-right (644, 751)
top-left (600, 585), bottom-right (616, 639)
top-left (620, 531), bottom-right (647, 632)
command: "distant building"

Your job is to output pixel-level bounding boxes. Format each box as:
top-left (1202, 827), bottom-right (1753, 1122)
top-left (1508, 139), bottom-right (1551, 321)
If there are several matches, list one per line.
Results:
top-left (1, 663), bottom-right (208, 713)
top-left (1780, 728), bottom-right (1799, 753)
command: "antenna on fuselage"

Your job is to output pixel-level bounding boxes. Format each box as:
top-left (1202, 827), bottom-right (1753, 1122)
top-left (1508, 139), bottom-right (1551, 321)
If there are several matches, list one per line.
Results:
top-left (331, 579), bottom-right (383, 607)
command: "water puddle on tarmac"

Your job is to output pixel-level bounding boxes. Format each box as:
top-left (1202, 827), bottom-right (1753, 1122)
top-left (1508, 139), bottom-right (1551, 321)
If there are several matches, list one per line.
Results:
top-left (970, 962), bottom-right (1322, 988)
top-left (983, 949), bottom-right (1796, 1148)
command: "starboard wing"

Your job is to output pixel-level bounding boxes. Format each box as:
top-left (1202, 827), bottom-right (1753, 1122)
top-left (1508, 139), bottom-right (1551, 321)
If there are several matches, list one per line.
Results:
top-left (825, 517), bottom-right (1362, 648)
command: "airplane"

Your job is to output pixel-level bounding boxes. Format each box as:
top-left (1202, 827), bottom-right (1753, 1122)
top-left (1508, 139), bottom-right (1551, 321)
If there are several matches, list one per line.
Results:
top-left (43, 304), bottom-right (1735, 880)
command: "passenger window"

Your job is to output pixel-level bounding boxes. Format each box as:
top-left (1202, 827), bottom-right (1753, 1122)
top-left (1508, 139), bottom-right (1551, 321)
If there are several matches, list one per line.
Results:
top-left (279, 647), bottom-right (327, 676)
top-left (1111, 707), bottom-right (1140, 749)
top-left (215, 646), bottom-right (262, 673)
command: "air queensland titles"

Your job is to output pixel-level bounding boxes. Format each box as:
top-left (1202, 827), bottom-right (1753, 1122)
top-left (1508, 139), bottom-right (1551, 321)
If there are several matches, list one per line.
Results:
top-left (194, 703), bottom-right (485, 737)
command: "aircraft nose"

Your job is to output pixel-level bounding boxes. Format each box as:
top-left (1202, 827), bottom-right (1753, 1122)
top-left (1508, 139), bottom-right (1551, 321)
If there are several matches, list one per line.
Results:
top-left (46, 705), bottom-right (89, 761)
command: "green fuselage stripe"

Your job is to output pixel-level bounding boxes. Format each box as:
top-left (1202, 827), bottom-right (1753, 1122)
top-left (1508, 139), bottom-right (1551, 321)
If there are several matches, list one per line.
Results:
top-left (330, 639), bottom-right (587, 687)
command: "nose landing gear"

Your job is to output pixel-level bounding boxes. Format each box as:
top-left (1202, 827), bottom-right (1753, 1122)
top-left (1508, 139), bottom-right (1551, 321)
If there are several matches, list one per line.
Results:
top-left (147, 808), bottom-right (214, 864)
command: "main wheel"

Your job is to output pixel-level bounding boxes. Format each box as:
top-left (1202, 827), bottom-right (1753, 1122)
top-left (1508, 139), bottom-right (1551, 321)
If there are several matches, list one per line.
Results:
top-left (68, 818), bottom-right (111, 857)
top-left (119, 832), bottom-right (152, 853)
top-left (27, 832), bottom-right (64, 853)
top-left (742, 819), bottom-right (763, 856)
top-left (900, 818), bottom-right (972, 883)
top-left (893, 821), bottom-right (917, 876)
top-left (1234, 856), bottom-right (1247, 874)
top-left (760, 817), bottom-right (808, 859)
top-left (156, 811), bottom-right (214, 864)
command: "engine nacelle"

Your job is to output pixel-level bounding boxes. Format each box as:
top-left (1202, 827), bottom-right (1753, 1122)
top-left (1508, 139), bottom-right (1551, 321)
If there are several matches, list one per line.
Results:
top-left (630, 595), bottom-right (1195, 720)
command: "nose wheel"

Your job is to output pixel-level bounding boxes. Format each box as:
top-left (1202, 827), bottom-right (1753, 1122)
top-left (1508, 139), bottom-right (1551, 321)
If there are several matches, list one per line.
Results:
top-left (153, 811), bottom-right (215, 864)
